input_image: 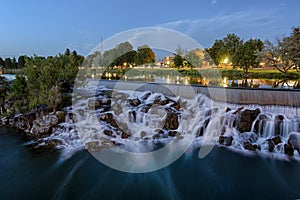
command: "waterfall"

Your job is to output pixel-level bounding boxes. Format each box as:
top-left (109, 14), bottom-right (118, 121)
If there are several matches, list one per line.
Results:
top-left (38, 83), bottom-right (300, 160)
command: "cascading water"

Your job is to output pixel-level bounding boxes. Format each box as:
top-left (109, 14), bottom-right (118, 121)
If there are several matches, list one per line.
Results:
top-left (42, 83), bottom-right (300, 161)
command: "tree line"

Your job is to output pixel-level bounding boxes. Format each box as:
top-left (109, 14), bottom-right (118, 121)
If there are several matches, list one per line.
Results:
top-left (0, 55), bottom-right (27, 69)
top-left (84, 42), bottom-right (156, 68)
top-left (206, 27), bottom-right (300, 74)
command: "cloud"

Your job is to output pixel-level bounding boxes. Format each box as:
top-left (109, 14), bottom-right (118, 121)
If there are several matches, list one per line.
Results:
top-left (156, 7), bottom-right (286, 47)
top-left (211, 0), bottom-right (218, 5)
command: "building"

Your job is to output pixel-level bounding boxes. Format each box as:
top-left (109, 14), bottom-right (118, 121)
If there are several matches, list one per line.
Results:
top-left (162, 55), bottom-right (175, 67)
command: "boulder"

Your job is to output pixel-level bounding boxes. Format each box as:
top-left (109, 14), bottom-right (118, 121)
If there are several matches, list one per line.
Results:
top-left (236, 108), bottom-right (260, 133)
top-left (288, 132), bottom-right (300, 154)
top-left (154, 99), bottom-right (169, 106)
top-left (253, 114), bottom-right (268, 134)
top-left (30, 114), bottom-right (59, 135)
top-left (284, 143), bottom-right (294, 156)
top-left (88, 98), bottom-right (111, 108)
top-left (243, 142), bottom-right (260, 151)
top-left (163, 112), bottom-right (179, 130)
top-left (168, 130), bottom-right (179, 137)
top-left (55, 111), bottom-right (66, 123)
top-left (219, 136), bottom-right (233, 146)
top-left (129, 98), bottom-right (141, 107)
top-left (275, 115), bottom-right (284, 136)
top-left (112, 103), bottom-right (123, 115)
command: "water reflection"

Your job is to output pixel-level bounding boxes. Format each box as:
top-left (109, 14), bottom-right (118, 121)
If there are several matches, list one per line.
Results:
top-left (77, 71), bottom-right (300, 89)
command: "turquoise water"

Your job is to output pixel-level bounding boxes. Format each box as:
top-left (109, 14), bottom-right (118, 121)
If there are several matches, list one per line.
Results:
top-left (1, 127), bottom-right (300, 199)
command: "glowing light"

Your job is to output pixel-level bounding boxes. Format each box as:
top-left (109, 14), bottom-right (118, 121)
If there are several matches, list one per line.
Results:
top-left (223, 57), bottom-right (229, 64)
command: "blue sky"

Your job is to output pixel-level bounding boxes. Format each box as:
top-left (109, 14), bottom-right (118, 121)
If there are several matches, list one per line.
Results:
top-left (0, 0), bottom-right (299, 57)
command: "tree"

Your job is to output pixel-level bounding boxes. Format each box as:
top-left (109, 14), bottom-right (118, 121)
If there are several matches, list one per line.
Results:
top-left (12, 57), bottom-right (18, 69)
top-left (207, 39), bottom-right (226, 66)
top-left (18, 56), bottom-right (26, 68)
top-left (0, 57), bottom-right (4, 68)
top-left (258, 27), bottom-right (300, 73)
top-left (232, 38), bottom-right (264, 74)
top-left (207, 33), bottom-right (243, 66)
top-left (184, 49), bottom-right (202, 69)
top-left (9, 75), bottom-right (28, 113)
top-left (223, 33), bottom-right (243, 60)
top-left (24, 49), bottom-right (84, 110)
top-left (114, 50), bottom-right (137, 67)
top-left (135, 45), bottom-right (156, 66)
top-left (4, 58), bottom-right (12, 69)
top-left (174, 54), bottom-right (183, 69)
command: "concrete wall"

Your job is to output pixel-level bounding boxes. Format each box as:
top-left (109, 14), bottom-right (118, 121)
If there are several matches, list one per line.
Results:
top-left (98, 80), bottom-right (300, 106)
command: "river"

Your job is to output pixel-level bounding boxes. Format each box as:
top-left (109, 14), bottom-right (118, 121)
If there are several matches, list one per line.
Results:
top-left (1, 127), bottom-right (300, 199)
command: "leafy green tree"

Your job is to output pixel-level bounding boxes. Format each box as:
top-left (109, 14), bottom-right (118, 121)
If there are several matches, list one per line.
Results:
top-left (0, 57), bottom-right (4, 67)
top-left (12, 57), bottom-right (17, 69)
top-left (135, 45), bottom-right (156, 66)
top-left (208, 34), bottom-right (243, 66)
top-left (174, 54), bottom-right (183, 69)
top-left (114, 50), bottom-right (137, 67)
top-left (232, 38), bottom-right (264, 74)
top-left (18, 56), bottom-right (26, 68)
top-left (24, 49), bottom-right (84, 110)
top-left (4, 58), bottom-right (12, 69)
top-left (206, 40), bottom-right (226, 66)
top-left (184, 49), bottom-right (202, 69)
top-left (9, 75), bottom-right (28, 113)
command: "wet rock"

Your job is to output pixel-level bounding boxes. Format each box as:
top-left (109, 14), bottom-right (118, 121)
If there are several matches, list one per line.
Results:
top-left (288, 132), bottom-right (300, 154)
top-left (121, 132), bottom-right (130, 139)
top-left (266, 136), bottom-right (282, 152)
top-left (219, 136), bottom-right (233, 146)
top-left (103, 129), bottom-right (113, 137)
top-left (30, 114), bottom-right (59, 135)
top-left (170, 102), bottom-right (180, 111)
top-left (1, 116), bottom-right (9, 125)
top-left (236, 108), bottom-right (260, 133)
top-left (275, 115), bottom-right (284, 136)
top-left (140, 131), bottom-right (147, 138)
top-left (99, 113), bottom-right (114, 124)
top-left (225, 107), bottom-right (231, 112)
top-left (284, 143), bottom-right (294, 156)
top-left (253, 114), bottom-right (268, 134)
top-left (243, 142), bottom-right (260, 151)
top-left (113, 92), bottom-right (129, 101)
top-left (129, 98), bottom-right (141, 107)
top-left (112, 103), bottom-right (123, 115)
top-left (140, 92), bottom-right (151, 100)
top-left (140, 104), bottom-right (152, 113)
top-left (232, 107), bottom-right (244, 115)
top-left (129, 110), bottom-right (137, 123)
top-left (102, 89), bottom-right (113, 98)
top-left (153, 129), bottom-right (164, 139)
top-left (168, 130), bottom-right (178, 137)
top-left (196, 126), bottom-right (204, 137)
top-left (55, 111), bottom-right (66, 123)
top-left (85, 141), bottom-right (102, 152)
top-left (154, 99), bottom-right (169, 106)
top-left (88, 98), bottom-right (111, 108)
top-left (163, 112), bottom-right (179, 130)
top-left (271, 136), bottom-right (282, 145)
top-left (267, 140), bottom-right (275, 152)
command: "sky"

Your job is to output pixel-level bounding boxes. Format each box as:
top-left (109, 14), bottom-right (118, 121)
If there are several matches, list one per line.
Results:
top-left (0, 0), bottom-right (299, 58)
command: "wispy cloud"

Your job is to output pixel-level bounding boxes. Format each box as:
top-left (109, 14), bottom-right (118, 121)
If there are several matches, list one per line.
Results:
top-left (156, 6), bottom-right (287, 47)
top-left (211, 0), bottom-right (218, 5)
